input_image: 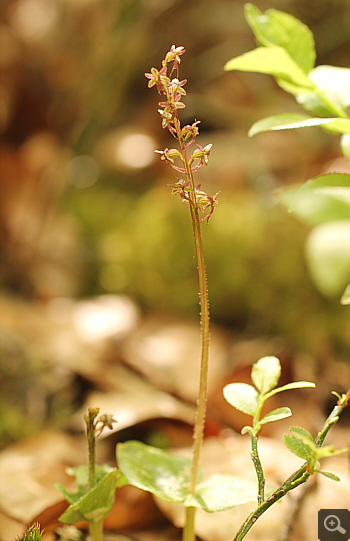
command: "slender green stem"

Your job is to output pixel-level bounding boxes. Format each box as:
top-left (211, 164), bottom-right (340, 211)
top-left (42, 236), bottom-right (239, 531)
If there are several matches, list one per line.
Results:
top-left (232, 470), bottom-right (310, 541)
top-left (85, 408), bottom-right (99, 490)
top-left (249, 433), bottom-right (265, 504)
top-left (89, 519), bottom-right (104, 541)
top-left (172, 114), bottom-right (210, 541)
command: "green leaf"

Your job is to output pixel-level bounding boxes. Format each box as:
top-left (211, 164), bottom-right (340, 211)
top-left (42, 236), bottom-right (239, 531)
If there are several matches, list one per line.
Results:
top-left (185, 474), bottom-right (257, 512)
top-left (58, 469), bottom-right (126, 524)
top-left (315, 470), bottom-right (340, 481)
top-left (116, 441), bottom-right (193, 503)
top-left (223, 382), bottom-right (259, 416)
top-left (297, 65), bottom-right (350, 117)
top-left (249, 113), bottom-right (350, 137)
top-left (266, 381), bottom-right (315, 399)
top-left (314, 444), bottom-right (348, 460)
top-left (251, 356), bottom-right (281, 393)
top-left (260, 407), bottom-right (292, 425)
top-left (306, 221), bottom-right (350, 297)
top-left (283, 426), bottom-right (313, 461)
top-left (276, 173), bottom-right (350, 227)
top-left (224, 46), bottom-right (315, 90)
top-left (55, 464), bottom-right (115, 505)
top-left (244, 4), bottom-right (315, 74)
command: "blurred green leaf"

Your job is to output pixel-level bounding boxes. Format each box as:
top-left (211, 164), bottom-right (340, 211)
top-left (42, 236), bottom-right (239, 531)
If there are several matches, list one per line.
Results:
top-left (251, 356), bottom-right (281, 393)
top-left (244, 4), bottom-right (315, 74)
top-left (296, 66), bottom-right (350, 117)
top-left (55, 464), bottom-right (115, 505)
top-left (224, 46), bottom-right (315, 90)
top-left (223, 383), bottom-right (259, 416)
top-left (314, 470), bottom-right (340, 481)
top-left (260, 407), bottom-right (292, 425)
top-left (58, 469), bottom-right (126, 524)
top-left (276, 173), bottom-right (350, 227)
top-left (116, 441), bottom-right (193, 503)
top-left (186, 474), bottom-right (257, 512)
top-left (306, 221), bottom-right (350, 297)
top-left (266, 381), bottom-right (315, 399)
top-left (249, 114), bottom-right (350, 137)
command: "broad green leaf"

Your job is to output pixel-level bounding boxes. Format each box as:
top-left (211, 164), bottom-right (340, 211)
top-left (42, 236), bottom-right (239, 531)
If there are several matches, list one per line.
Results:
top-left (223, 383), bottom-right (259, 416)
top-left (249, 113), bottom-right (350, 137)
top-left (296, 66), bottom-right (350, 117)
top-left (224, 46), bottom-right (315, 90)
top-left (116, 441), bottom-right (192, 503)
top-left (266, 381), bottom-right (315, 399)
top-left (276, 173), bottom-right (350, 227)
top-left (251, 356), bottom-right (281, 393)
top-left (244, 4), bottom-right (315, 74)
top-left (185, 474), bottom-right (257, 512)
top-left (283, 426), bottom-right (313, 461)
top-left (306, 221), bottom-right (350, 297)
top-left (315, 470), bottom-right (340, 481)
top-left (260, 407), bottom-right (292, 425)
top-left (58, 469), bottom-right (126, 524)
top-left (55, 464), bottom-right (115, 505)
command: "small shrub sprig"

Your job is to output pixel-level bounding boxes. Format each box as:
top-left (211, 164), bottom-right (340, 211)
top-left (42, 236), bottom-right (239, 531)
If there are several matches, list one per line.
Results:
top-left (146, 45), bottom-right (218, 540)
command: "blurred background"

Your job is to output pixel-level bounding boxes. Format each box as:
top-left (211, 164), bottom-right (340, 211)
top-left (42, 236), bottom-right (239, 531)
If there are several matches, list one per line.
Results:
top-left (1, 0), bottom-right (350, 538)
top-left (0, 0), bottom-right (350, 528)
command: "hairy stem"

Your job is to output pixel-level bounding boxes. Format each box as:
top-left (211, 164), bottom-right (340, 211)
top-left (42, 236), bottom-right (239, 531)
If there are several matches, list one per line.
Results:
top-left (172, 114), bottom-right (210, 541)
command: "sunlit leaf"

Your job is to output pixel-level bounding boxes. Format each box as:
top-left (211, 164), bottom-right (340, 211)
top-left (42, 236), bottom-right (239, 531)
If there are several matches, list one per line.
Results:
top-left (297, 65), bottom-right (350, 117)
top-left (260, 407), bottom-right (292, 425)
top-left (249, 114), bottom-right (350, 137)
top-left (276, 173), bottom-right (350, 227)
top-left (185, 474), bottom-right (257, 512)
top-left (306, 221), bottom-right (350, 297)
top-left (116, 441), bottom-right (193, 503)
top-left (244, 4), bottom-right (315, 73)
top-left (223, 383), bottom-right (259, 416)
top-left (224, 46), bottom-right (315, 90)
top-left (266, 381), bottom-right (315, 399)
top-left (251, 356), bottom-right (281, 393)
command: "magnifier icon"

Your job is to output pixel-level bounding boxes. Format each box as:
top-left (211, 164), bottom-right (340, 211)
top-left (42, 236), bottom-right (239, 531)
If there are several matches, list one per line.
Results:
top-left (324, 514), bottom-right (346, 534)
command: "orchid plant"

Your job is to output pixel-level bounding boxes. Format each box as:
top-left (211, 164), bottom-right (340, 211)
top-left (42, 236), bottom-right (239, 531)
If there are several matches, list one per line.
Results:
top-left (55, 13), bottom-right (349, 541)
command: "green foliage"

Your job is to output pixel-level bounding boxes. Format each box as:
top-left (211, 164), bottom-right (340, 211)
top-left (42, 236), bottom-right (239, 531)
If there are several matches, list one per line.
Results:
top-left (116, 440), bottom-right (260, 513)
top-left (116, 440), bottom-right (193, 503)
top-left (225, 3), bottom-right (350, 303)
top-left (223, 356), bottom-right (314, 435)
top-left (283, 425), bottom-right (347, 479)
top-left (56, 465), bottom-right (127, 523)
top-left (185, 474), bottom-right (257, 513)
